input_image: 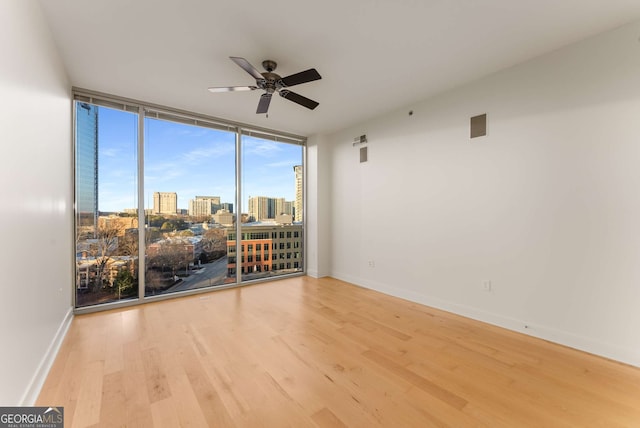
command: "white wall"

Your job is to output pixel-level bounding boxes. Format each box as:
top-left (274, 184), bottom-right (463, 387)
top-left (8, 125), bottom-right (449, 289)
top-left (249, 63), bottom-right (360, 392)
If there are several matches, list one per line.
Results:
top-left (0, 1), bottom-right (73, 405)
top-left (306, 134), bottom-right (332, 277)
top-left (324, 20), bottom-right (640, 366)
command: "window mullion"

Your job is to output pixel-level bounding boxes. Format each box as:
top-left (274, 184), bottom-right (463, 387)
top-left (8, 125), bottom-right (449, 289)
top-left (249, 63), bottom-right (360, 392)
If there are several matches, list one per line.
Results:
top-left (137, 107), bottom-right (146, 301)
top-left (235, 128), bottom-right (242, 285)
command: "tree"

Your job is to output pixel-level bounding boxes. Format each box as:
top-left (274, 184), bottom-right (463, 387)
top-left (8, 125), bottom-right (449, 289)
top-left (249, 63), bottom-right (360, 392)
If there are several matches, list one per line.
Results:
top-left (148, 215), bottom-right (167, 228)
top-left (113, 269), bottom-right (136, 297)
top-left (165, 241), bottom-right (193, 275)
top-left (145, 270), bottom-right (166, 293)
top-left (173, 218), bottom-right (188, 230)
top-left (85, 222), bottom-right (119, 289)
top-left (202, 228), bottom-right (227, 262)
top-left (148, 240), bottom-right (193, 277)
top-left (118, 233), bottom-right (138, 256)
top-left (146, 228), bottom-right (163, 243)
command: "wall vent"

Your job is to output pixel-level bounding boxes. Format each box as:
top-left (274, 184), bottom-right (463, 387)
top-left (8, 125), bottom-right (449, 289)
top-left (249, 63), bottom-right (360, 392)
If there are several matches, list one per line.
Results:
top-left (470, 114), bottom-right (487, 138)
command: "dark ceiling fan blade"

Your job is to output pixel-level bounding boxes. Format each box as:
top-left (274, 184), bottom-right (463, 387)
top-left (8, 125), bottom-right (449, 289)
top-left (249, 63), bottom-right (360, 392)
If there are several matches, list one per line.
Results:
top-left (279, 90), bottom-right (319, 110)
top-left (256, 93), bottom-right (272, 114)
top-left (230, 57), bottom-right (265, 81)
top-left (208, 86), bottom-right (257, 93)
top-left (279, 68), bottom-right (322, 87)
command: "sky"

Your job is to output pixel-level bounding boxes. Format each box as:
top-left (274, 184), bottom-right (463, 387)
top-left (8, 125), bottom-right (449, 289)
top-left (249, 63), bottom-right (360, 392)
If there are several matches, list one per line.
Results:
top-left (96, 105), bottom-right (302, 213)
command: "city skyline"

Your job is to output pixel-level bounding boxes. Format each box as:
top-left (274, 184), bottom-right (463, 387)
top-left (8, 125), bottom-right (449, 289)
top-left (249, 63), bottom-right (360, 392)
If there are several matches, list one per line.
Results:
top-left (108, 191), bottom-right (295, 216)
top-left (97, 105), bottom-right (303, 213)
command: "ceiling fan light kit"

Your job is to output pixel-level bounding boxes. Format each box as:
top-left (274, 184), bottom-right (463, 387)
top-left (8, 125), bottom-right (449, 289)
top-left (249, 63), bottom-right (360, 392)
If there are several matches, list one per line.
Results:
top-left (208, 56), bottom-right (321, 114)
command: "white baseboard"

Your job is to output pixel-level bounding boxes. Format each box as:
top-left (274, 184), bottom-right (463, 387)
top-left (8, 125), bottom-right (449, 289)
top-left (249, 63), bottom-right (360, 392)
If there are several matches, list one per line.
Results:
top-left (331, 271), bottom-right (640, 368)
top-left (20, 307), bottom-right (74, 406)
top-left (306, 269), bottom-right (329, 278)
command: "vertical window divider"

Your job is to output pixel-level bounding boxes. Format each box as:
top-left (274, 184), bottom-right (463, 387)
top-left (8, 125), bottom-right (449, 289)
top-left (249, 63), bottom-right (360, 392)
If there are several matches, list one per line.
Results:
top-left (71, 101), bottom-right (78, 310)
top-left (137, 106), bottom-right (146, 301)
top-left (235, 128), bottom-right (242, 284)
top-left (302, 144), bottom-right (307, 274)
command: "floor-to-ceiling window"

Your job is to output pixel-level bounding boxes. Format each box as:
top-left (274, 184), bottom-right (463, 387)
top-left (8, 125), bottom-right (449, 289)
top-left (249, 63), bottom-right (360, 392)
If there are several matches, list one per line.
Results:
top-left (73, 90), bottom-right (305, 310)
top-left (239, 134), bottom-right (304, 282)
top-left (75, 102), bottom-right (139, 307)
top-left (143, 116), bottom-right (236, 296)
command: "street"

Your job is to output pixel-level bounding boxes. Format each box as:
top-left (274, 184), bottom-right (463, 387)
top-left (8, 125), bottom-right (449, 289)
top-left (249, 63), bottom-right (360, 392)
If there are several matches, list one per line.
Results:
top-left (167, 256), bottom-right (229, 292)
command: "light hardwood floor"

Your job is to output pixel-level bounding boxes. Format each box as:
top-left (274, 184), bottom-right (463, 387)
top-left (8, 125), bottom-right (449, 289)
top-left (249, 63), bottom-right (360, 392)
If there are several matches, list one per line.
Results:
top-left (37, 276), bottom-right (640, 427)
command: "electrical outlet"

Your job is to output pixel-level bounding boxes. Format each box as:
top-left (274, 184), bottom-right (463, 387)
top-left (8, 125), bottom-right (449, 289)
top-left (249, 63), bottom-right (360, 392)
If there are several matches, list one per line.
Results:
top-left (368, 260), bottom-right (375, 268)
top-left (482, 280), bottom-right (492, 291)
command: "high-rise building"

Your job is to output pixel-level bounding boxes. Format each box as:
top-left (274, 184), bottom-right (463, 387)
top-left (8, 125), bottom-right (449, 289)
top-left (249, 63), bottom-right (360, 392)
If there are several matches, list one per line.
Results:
top-left (76, 102), bottom-right (99, 229)
top-left (153, 192), bottom-right (178, 215)
top-left (188, 196), bottom-right (221, 217)
top-left (249, 196), bottom-right (293, 221)
top-left (274, 197), bottom-right (287, 216)
top-left (196, 195), bottom-right (221, 206)
top-left (221, 202), bottom-right (234, 213)
top-left (294, 165), bottom-right (303, 222)
top-left (248, 196), bottom-right (273, 221)
top-left (189, 199), bottom-right (211, 217)
top-left (282, 201), bottom-right (293, 216)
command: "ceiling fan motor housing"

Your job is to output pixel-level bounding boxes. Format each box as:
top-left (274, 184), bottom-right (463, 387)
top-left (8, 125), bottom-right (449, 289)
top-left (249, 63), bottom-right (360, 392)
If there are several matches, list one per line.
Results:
top-left (260, 71), bottom-right (282, 94)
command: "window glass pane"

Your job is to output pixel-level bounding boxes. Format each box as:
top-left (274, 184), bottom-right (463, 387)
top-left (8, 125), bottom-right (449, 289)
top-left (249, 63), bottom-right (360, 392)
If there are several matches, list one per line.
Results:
top-left (74, 91), bottom-right (305, 310)
top-left (144, 118), bottom-right (235, 296)
top-left (75, 103), bottom-right (138, 307)
top-left (240, 135), bottom-right (303, 281)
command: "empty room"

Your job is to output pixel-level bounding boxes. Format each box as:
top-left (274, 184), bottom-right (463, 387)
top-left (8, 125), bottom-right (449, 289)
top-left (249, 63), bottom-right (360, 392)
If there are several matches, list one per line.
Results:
top-left (2, 1), bottom-right (640, 426)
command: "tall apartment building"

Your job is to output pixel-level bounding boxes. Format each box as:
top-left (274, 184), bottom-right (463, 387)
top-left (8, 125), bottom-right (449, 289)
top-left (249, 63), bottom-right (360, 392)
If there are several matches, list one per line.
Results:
top-left (153, 192), bottom-right (178, 215)
top-left (248, 196), bottom-right (273, 221)
top-left (76, 103), bottom-right (99, 229)
top-left (197, 195), bottom-right (220, 206)
top-left (294, 165), bottom-right (303, 222)
top-left (188, 195), bottom-right (221, 217)
top-left (274, 197), bottom-right (290, 216)
top-left (282, 201), bottom-right (293, 217)
top-left (249, 196), bottom-right (293, 221)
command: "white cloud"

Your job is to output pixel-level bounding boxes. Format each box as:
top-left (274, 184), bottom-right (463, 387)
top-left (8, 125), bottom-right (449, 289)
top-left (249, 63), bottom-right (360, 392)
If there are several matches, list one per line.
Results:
top-left (100, 148), bottom-right (120, 157)
top-left (265, 159), bottom-right (298, 168)
top-left (181, 144), bottom-right (235, 164)
top-left (243, 140), bottom-right (283, 158)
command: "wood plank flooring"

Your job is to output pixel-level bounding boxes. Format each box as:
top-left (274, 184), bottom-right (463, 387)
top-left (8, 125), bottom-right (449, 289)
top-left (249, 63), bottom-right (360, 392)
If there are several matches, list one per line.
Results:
top-left (37, 276), bottom-right (640, 427)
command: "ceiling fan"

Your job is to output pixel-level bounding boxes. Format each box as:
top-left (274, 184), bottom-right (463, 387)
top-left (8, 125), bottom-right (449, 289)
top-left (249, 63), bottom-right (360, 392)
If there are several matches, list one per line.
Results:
top-left (208, 57), bottom-right (322, 114)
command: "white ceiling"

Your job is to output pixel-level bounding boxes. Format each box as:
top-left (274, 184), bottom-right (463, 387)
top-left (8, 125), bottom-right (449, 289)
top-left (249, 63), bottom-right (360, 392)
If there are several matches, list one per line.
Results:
top-left (39, 0), bottom-right (640, 136)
